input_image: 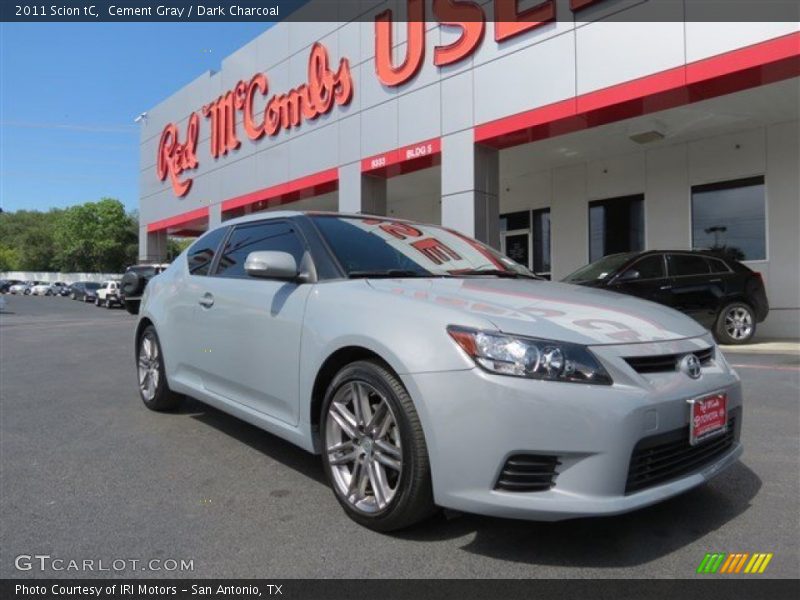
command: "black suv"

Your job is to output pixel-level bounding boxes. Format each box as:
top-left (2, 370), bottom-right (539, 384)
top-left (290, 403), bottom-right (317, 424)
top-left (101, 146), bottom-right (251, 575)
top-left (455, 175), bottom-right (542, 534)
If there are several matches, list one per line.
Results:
top-left (563, 250), bottom-right (769, 344)
top-left (120, 263), bottom-right (169, 314)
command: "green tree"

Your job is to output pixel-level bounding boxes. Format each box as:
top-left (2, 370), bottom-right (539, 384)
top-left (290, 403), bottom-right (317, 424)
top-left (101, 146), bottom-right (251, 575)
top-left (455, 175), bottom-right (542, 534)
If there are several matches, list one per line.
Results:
top-left (0, 245), bottom-right (19, 271)
top-left (53, 198), bottom-right (137, 272)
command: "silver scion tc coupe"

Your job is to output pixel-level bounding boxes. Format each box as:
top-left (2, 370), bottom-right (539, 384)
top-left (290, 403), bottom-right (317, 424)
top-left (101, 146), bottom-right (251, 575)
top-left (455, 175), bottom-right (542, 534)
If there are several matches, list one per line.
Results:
top-left (134, 212), bottom-right (743, 531)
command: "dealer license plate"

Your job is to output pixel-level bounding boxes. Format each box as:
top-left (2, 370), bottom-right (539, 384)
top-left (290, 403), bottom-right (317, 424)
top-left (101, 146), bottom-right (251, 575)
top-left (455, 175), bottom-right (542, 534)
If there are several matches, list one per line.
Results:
top-left (688, 392), bottom-right (728, 446)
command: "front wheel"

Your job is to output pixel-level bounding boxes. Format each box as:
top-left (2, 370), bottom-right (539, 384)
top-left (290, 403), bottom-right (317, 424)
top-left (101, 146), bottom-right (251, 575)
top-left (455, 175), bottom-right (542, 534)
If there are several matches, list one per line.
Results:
top-left (137, 326), bottom-right (182, 411)
top-left (321, 360), bottom-right (436, 532)
top-left (715, 302), bottom-right (756, 345)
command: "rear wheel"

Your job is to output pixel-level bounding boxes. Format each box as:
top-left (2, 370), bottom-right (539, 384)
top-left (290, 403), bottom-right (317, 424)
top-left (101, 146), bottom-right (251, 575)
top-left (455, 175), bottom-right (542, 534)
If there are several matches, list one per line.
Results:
top-left (321, 360), bottom-right (436, 532)
top-left (715, 302), bottom-right (756, 345)
top-left (137, 326), bottom-right (182, 411)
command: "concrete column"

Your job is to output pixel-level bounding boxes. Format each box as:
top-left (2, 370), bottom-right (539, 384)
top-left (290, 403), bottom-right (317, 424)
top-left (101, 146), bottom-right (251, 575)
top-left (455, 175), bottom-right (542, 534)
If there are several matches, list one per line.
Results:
top-left (338, 162), bottom-right (387, 216)
top-left (209, 202), bottom-right (222, 228)
top-left (138, 226), bottom-right (168, 263)
top-left (440, 130), bottom-right (500, 248)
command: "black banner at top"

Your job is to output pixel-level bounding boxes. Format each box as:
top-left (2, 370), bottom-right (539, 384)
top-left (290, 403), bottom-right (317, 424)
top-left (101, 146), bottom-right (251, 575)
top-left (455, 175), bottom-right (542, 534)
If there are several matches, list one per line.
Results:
top-left (2, 0), bottom-right (800, 23)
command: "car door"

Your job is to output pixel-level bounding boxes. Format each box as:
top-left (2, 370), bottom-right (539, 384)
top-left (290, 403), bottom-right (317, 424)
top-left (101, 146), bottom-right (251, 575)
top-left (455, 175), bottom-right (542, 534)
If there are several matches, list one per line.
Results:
top-left (666, 253), bottom-right (719, 327)
top-left (194, 219), bottom-right (312, 426)
top-left (167, 226), bottom-right (230, 383)
top-left (608, 254), bottom-right (671, 304)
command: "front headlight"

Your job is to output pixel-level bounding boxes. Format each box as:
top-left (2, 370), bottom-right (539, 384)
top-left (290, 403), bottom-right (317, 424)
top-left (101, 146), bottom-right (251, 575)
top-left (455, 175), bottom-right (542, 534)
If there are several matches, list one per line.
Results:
top-left (447, 326), bottom-right (612, 385)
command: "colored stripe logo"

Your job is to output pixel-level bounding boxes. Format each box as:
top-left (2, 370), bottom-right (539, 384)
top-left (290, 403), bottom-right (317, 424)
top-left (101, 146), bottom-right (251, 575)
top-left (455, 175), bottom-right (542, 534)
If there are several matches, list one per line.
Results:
top-left (697, 552), bottom-right (773, 574)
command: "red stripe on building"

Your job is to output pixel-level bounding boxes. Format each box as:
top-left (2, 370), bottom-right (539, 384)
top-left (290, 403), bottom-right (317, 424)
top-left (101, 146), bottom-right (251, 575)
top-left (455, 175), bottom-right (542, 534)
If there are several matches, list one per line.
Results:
top-left (475, 32), bottom-right (800, 148)
top-left (362, 138), bottom-right (442, 178)
top-left (147, 206), bottom-right (209, 233)
top-left (221, 167), bottom-right (339, 214)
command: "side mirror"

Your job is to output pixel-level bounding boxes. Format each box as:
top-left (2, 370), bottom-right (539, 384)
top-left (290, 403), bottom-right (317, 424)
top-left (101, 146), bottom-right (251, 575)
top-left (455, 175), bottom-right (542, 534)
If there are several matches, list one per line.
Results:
top-left (618, 269), bottom-right (641, 282)
top-left (244, 251), bottom-right (299, 281)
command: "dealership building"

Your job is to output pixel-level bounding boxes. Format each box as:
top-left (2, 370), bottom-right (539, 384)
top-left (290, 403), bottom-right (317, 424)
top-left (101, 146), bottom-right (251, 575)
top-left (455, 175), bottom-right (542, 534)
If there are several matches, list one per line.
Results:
top-left (138, 1), bottom-right (799, 338)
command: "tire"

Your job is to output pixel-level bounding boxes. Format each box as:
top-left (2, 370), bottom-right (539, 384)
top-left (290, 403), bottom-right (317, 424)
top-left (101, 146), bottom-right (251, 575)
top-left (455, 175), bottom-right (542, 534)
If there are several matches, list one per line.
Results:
top-left (137, 326), bottom-right (182, 411)
top-left (71, 293), bottom-right (76, 300)
top-left (106, 298), bottom-right (113, 309)
top-left (95, 297), bottom-right (101, 306)
top-left (121, 271), bottom-right (146, 297)
top-left (715, 302), bottom-right (757, 345)
top-left (321, 359), bottom-right (436, 532)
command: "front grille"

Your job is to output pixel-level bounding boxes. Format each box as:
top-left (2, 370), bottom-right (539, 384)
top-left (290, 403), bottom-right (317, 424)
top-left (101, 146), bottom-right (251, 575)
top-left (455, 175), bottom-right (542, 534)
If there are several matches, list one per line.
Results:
top-left (495, 454), bottom-right (560, 492)
top-left (625, 409), bottom-right (739, 494)
top-left (625, 346), bottom-right (714, 374)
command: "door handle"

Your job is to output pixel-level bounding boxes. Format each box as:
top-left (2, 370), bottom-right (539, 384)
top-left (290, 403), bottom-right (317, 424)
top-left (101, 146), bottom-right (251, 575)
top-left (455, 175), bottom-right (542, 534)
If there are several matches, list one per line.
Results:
top-left (710, 278), bottom-right (722, 283)
top-left (659, 285), bottom-right (672, 290)
top-left (198, 292), bottom-right (214, 308)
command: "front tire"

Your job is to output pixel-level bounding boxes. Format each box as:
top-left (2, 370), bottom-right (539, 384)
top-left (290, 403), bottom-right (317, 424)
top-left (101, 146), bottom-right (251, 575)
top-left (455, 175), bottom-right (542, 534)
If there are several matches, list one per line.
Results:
top-left (321, 360), bottom-right (436, 532)
top-left (137, 326), bottom-right (182, 411)
top-left (715, 302), bottom-right (756, 345)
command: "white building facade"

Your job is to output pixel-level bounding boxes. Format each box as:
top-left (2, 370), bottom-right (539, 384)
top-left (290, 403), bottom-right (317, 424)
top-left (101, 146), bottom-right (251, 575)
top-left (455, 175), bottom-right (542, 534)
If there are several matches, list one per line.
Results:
top-left (138, 1), bottom-right (800, 338)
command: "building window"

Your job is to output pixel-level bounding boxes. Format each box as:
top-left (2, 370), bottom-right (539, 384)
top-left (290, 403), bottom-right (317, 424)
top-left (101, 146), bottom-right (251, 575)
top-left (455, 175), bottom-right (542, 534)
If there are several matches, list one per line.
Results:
top-left (691, 176), bottom-right (766, 261)
top-left (500, 211), bottom-right (531, 270)
top-left (589, 194), bottom-right (644, 262)
top-left (531, 209), bottom-right (551, 278)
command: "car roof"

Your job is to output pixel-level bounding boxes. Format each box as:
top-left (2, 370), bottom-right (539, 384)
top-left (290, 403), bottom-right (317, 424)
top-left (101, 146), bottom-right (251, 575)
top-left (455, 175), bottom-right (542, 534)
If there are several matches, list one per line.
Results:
top-left (215, 210), bottom-right (415, 230)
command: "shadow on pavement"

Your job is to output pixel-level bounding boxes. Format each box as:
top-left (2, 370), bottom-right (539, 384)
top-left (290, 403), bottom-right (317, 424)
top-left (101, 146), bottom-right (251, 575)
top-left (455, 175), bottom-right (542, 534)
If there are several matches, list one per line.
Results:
top-left (179, 397), bottom-right (328, 486)
top-left (397, 461), bottom-right (761, 568)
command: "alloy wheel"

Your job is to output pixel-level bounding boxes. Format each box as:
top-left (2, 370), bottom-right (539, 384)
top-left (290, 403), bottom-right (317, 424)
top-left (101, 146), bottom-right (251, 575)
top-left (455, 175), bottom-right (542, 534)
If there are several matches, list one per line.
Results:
top-left (138, 335), bottom-right (160, 401)
top-left (724, 306), bottom-right (753, 341)
top-left (325, 381), bottom-right (402, 514)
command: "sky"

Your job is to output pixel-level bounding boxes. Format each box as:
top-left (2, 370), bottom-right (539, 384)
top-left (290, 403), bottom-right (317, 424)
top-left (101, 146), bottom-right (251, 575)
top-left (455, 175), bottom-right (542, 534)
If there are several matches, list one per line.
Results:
top-left (0, 22), bottom-right (274, 214)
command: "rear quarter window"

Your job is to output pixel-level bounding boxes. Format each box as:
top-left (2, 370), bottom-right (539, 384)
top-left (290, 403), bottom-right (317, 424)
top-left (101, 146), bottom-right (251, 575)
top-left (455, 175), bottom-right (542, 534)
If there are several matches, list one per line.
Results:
top-left (187, 227), bottom-right (229, 276)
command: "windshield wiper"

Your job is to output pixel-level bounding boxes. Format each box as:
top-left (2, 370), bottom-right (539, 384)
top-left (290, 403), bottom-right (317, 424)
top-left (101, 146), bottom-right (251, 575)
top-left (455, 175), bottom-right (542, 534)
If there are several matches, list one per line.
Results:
top-left (453, 268), bottom-right (538, 279)
top-left (347, 269), bottom-right (432, 279)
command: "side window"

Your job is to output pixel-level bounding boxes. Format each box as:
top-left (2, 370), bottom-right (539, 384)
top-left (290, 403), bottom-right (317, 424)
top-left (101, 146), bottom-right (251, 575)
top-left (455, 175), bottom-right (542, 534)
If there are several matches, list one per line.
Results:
top-left (668, 254), bottom-right (711, 277)
top-left (628, 255), bottom-right (665, 279)
top-left (707, 258), bottom-right (730, 273)
top-left (215, 221), bottom-right (305, 279)
top-left (187, 227), bottom-right (228, 276)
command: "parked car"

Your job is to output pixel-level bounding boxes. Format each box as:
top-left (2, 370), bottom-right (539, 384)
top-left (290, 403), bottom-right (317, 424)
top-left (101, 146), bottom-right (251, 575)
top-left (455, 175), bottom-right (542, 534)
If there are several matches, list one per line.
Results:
top-left (563, 250), bottom-right (769, 345)
top-left (71, 281), bottom-right (101, 303)
top-left (30, 282), bottom-right (52, 296)
top-left (120, 263), bottom-right (170, 314)
top-left (45, 282), bottom-right (69, 296)
top-left (57, 282), bottom-right (73, 297)
top-left (95, 280), bottom-right (122, 308)
top-left (8, 282), bottom-right (28, 295)
top-left (135, 212), bottom-right (742, 531)
top-left (0, 279), bottom-right (22, 293)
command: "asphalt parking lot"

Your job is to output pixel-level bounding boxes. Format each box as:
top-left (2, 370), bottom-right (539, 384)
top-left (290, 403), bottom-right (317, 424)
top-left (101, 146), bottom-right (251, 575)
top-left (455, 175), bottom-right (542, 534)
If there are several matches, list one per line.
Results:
top-left (1, 295), bottom-right (798, 579)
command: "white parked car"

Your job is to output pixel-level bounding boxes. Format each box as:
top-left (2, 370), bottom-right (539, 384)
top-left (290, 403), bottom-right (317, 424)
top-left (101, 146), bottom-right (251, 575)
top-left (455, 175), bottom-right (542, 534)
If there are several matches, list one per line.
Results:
top-left (95, 280), bottom-right (122, 308)
top-left (30, 283), bottom-right (53, 296)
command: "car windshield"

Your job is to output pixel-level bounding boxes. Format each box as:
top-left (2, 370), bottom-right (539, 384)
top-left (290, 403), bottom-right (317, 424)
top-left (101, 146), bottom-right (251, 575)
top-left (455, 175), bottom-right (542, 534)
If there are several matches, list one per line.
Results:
top-left (564, 253), bottom-right (636, 282)
top-left (311, 215), bottom-right (537, 278)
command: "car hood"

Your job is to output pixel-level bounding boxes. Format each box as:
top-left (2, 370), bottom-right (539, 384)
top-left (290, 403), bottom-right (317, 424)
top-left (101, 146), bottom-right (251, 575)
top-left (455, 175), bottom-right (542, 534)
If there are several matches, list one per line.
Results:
top-left (366, 277), bottom-right (707, 346)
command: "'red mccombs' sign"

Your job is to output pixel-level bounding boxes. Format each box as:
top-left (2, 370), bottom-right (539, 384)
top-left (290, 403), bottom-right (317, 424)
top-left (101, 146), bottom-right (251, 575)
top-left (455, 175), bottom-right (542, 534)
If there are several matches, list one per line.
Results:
top-left (157, 0), bottom-right (608, 198)
top-left (157, 42), bottom-right (353, 197)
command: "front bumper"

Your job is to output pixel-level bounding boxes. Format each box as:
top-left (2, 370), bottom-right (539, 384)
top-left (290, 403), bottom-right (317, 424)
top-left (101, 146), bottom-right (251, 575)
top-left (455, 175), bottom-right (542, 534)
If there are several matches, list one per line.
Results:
top-left (402, 335), bottom-right (742, 521)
